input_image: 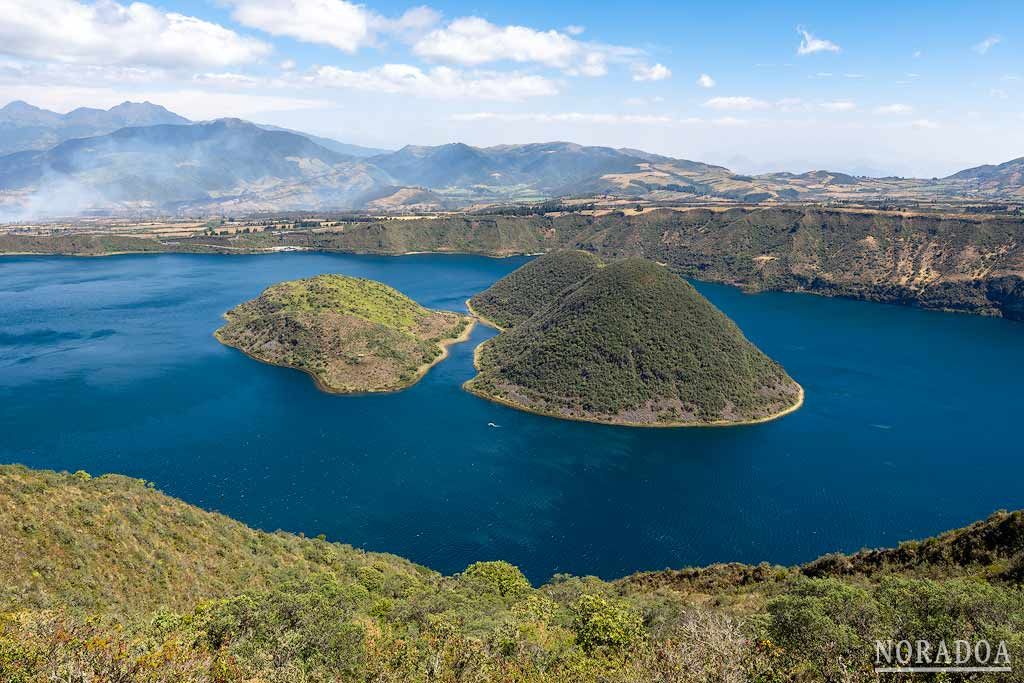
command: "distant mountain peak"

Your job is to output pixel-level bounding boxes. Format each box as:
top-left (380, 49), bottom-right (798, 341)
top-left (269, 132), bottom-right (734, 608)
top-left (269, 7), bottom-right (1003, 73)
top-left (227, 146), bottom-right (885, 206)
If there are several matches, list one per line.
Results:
top-left (1, 100), bottom-right (44, 113)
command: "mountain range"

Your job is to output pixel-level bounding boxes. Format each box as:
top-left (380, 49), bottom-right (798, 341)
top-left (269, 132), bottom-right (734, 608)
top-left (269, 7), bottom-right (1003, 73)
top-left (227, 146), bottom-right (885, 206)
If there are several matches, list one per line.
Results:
top-left (0, 101), bottom-right (1022, 218)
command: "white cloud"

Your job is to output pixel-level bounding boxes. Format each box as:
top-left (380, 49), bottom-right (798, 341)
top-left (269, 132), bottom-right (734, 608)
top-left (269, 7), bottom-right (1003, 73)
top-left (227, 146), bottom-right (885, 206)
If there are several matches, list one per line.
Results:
top-left (575, 52), bottom-right (608, 77)
top-left (378, 6), bottom-right (443, 42)
top-left (820, 100), bottom-right (856, 112)
top-left (412, 16), bottom-right (640, 78)
top-left (912, 50), bottom-right (922, 58)
top-left (911, 118), bottom-right (939, 129)
top-left (192, 72), bottom-right (264, 88)
top-left (0, 84), bottom-right (328, 119)
top-left (990, 88), bottom-right (1009, 99)
top-left (696, 73), bottom-right (716, 88)
top-left (973, 35), bottom-right (1001, 55)
top-left (632, 63), bottom-right (671, 81)
top-left (844, 73), bottom-right (864, 79)
top-left (874, 103), bottom-right (913, 115)
top-left (704, 96), bottom-right (769, 111)
top-left (309, 64), bottom-right (558, 100)
top-left (414, 17), bottom-right (580, 67)
top-left (774, 98), bottom-right (858, 113)
top-left (796, 27), bottom-right (841, 56)
top-left (227, 0), bottom-right (370, 53)
top-left (0, 59), bottom-right (167, 87)
top-left (226, 0), bottom-right (438, 53)
top-left (451, 112), bottom-right (674, 124)
top-left (565, 25), bottom-right (585, 36)
top-left (0, 0), bottom-right (269, 68)
top-left (280, 59), bottom-right (297, 71)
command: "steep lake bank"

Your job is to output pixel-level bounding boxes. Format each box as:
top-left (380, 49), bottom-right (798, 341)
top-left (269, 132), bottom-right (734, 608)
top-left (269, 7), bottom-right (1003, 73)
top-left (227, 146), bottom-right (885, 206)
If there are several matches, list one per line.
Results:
top-left (2, 252), bottom-right (1023, 582)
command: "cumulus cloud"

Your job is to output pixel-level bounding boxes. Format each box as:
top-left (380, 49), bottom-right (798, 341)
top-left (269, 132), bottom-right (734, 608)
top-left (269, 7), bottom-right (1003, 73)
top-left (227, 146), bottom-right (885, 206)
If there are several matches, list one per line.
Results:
top-left (411, 16), bottom-right (642, 78)
top-left (796, 27), bottom-right (841, 55)
top-left (565, 25), bottom-right (585, 36)
top-left (308, 64), bottom-right (558, 100)
top-left (696, 73), bottom-right (716, 88)
top-left (225, 0), bottom-right (438, 53)
top-left (228, 0), bottom-right (365, 52)
top-left (0, 0), bottom-right (270, 68)
top-left (632, 63), bottom-right (671, 81)
top-left (973, 35), bottom-right (1001, 55)
top-left (414, 17), bottom-right (577, 66)
top-left (874, 103), bottom-right (913, 114)
top-left (704, 96), bottom-right (769, 111)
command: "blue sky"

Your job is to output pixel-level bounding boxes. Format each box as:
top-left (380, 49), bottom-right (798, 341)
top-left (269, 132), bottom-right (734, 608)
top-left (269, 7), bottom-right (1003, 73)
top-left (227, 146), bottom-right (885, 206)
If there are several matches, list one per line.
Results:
top-left (2, 0), bottom-right (1022, 175)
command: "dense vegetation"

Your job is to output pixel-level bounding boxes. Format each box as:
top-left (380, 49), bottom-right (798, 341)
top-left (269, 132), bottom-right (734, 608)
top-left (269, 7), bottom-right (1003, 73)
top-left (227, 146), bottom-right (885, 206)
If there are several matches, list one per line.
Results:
top-left (468, 250), bottom-right (602, 328)
top-left (7, 206), bottom-right (1023, 320)
top-left (215, 274), bottom-right (470, 393)
top-left (2, 464), bottom-right (1023, 682)
top-left (467, 258), bottom-right (802, 426)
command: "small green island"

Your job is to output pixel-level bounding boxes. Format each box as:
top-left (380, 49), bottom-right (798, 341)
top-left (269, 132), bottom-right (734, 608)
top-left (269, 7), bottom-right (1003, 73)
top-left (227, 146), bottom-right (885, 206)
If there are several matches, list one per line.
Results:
top-left (466, 252), bottom-right (803, 427)
top-left (215, 274), bottom-right (472, 393)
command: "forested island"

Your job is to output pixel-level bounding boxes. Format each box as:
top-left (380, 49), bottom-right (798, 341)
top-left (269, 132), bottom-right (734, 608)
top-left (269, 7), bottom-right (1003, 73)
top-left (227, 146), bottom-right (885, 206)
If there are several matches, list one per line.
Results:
top-left (2, 463), bottom-right (1022, 681)
top-left (466, 252), bottom-right (803, 426)
top-left (215, 274), bottom-right (471, 393)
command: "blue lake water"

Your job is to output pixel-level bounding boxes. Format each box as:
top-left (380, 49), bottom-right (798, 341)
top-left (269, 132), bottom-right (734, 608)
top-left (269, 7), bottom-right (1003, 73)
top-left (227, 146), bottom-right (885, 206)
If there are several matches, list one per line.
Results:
top-left (2, 252), bottom-right (1023, 583)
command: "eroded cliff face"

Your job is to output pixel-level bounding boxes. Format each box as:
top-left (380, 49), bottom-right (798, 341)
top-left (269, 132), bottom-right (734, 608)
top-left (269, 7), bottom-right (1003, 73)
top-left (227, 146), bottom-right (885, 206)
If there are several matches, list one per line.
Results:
top-left (6, 206), bottom-right (1024, 319)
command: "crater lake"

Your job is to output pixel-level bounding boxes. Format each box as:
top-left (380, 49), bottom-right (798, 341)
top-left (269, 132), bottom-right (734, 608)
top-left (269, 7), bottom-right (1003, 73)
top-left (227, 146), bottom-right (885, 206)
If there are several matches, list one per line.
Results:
top-left (2, 252), bottom-right (1022, 582)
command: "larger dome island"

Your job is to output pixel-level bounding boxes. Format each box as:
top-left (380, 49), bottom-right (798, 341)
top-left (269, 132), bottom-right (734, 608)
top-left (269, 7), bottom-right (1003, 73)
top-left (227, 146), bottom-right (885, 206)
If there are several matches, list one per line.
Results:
top-left (216, 274), bottom-right (472, 393)
top-left (466, 252), bottom-right (803, 427)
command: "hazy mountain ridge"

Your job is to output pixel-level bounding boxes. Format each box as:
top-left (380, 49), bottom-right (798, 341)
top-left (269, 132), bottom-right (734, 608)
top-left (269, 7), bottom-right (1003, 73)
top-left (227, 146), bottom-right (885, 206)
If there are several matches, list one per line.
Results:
top-left (1, 100), bottom-right (1024, 217)
top-left (254, 122), bottom-right (391, 157)
top-left (0, 100), bottom-right (188, 156)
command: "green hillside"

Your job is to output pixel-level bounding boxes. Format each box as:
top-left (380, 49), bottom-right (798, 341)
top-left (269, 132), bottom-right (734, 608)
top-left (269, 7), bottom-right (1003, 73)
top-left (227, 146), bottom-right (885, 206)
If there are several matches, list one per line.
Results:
top-left (466, 258), bottom-right (802, 426)
top-left (215, 274), bottom-right (471, 393)
top-left (2, 464), bottom-right (1023, 682)
top-left (467, 250), bottom-right (603, 328)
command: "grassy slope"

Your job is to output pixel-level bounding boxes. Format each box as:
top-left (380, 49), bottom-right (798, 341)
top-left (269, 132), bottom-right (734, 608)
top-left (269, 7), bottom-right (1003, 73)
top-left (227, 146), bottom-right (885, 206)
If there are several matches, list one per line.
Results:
top-left (467, 258), bottom-right (801, 425)
top-left (0, 465), bottom-right (428, 616)
top-left (215, 274), bottom-right (470, 393)
top-left (2, 464), bottom-right (1024, 682)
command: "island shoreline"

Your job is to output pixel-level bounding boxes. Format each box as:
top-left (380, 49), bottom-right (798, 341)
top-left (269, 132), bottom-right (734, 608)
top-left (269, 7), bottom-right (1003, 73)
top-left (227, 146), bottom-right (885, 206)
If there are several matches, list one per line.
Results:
top-left (464, 298), bottom-right (505, 331)
top-left (464, 338), bottom-right (804, 429)
top-left (215, 314), bottom-right (476, 396)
